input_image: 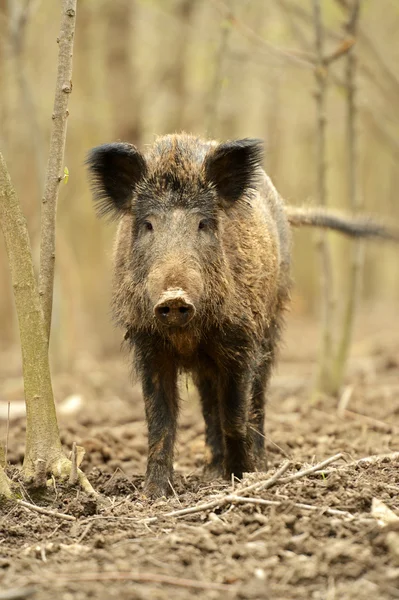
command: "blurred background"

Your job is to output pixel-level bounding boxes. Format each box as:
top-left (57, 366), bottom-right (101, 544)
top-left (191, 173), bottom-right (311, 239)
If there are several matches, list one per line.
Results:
top-left (0, 0), bottom-right (398, 370)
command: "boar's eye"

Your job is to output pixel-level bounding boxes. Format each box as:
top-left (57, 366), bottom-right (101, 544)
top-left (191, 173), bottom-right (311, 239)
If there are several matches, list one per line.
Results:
top-left (198, 219), bottom-right (209, 231)
top-left (143, 220), bottom-right (153, 231)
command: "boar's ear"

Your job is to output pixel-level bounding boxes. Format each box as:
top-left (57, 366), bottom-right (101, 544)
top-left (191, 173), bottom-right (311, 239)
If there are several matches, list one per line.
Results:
top-left (86, 143), bottom-right (147, 219)
top-left (204, 139), bottom-right (264, 203)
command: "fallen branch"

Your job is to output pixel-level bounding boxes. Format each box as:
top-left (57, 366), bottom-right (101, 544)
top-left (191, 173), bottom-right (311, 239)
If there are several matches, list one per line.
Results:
top-left (341, 409), bottom-right (396, 433)
top-left (142, 454), bottom-right (345, 524)
top-left (43, 571), bottom-right (233, 592)
top-left (277, 453), bottom-right (344, 483)
top-left (0, 588), bottom-right (37, 600)
top-left (314, 451), bottom-right (399, 475)
top-left (17, 499), bottom-right (76, 522)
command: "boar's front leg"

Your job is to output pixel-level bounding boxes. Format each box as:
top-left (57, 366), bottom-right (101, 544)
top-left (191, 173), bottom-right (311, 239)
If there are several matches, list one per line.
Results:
top-left (219, 368), bottom-right (255, 479)
top-left (193, 365), bottom-right (224, 478)
top-left (136, 344), bottom-right (179, 498)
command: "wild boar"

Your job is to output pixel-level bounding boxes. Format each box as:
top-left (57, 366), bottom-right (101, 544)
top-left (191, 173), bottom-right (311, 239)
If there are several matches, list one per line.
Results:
top-left (86, 132), bottom-right (398, 497)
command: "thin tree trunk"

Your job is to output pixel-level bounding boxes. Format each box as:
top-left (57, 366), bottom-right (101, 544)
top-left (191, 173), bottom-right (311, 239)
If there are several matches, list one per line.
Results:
top-left (0, 153), bottom-right (94, 493)
top-left (313, 0), bottom-right (335, 395)
top-left (332, 0), bottom-right (362, 392)
top-left (0, 153), bottom-right (62, 476)
top-left (39, 0), bottom-right (77, 341)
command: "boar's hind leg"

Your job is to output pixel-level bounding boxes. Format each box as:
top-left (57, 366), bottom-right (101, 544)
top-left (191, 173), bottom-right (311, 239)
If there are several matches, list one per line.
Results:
top-left (219, 371), bottom-right (255, 480)
top-left (249, 360), bottom-right (271, 471)
top-left (194, 369), bottom-right (224, 478)
top-left (250, 318), bottom-right (282, 469)
top-left (137, 348), bottom-right (179, 498)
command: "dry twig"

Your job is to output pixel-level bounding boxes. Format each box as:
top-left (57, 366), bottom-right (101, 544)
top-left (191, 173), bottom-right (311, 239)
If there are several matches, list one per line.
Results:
top-left (43, 571), bottom-right (233, 592)
top-left (17, 499), bottom-right (76, 522)
top-left (0, 587), bottom-right (37, 600)
top-left (141, 454), bottom-right (345, 524)
top-left (277, 453), bottom-right (344, 483)
top-left (314, 451), bottom-right (399, 475)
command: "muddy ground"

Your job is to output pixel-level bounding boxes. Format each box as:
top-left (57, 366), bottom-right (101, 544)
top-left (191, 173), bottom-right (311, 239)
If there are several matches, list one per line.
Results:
top-left (1, 310), bottom-right (398, 600)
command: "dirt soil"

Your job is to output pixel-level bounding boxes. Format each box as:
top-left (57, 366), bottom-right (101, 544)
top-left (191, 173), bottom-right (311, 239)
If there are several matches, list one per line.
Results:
top-left (1, 310), bottom-right (399, 600)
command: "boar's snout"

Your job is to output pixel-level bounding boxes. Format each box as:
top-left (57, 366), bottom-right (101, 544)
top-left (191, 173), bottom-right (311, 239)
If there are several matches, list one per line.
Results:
top-left (154, 289), bottom-right (196, 327)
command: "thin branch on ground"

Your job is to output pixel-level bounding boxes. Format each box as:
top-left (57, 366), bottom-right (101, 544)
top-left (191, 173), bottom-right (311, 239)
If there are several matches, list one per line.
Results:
top-left (17, 499), bottom-right (76, 521)
top-left (0, 587), bottom-right (37, 600)
top-left (43, 571), bottom-right (234, 592)
top-left (341, 409), bottom-right (397, 433)
top-left (314, 451), bottom-right (399, 476)
top-left (140, 454), bottom-right (345, 524)
top-left (236, 460), bottom-right (291, 495)
top-left (277, 453), bottom-right (344, 483)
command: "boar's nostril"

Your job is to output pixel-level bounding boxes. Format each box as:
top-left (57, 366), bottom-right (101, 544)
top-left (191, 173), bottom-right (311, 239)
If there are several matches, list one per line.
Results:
top-left (154, 292), bottom-right (196, 327)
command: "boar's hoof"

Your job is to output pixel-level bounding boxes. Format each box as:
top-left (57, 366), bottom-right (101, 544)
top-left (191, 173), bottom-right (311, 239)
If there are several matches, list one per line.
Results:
top-left (144, 478), bottom-right (172, 499)
top-left (224, 458), bottom-right (256, 481)
top-left (203, 458), bottom-right (224, 481)
top-left (154, 289), bottom-right (195, 327)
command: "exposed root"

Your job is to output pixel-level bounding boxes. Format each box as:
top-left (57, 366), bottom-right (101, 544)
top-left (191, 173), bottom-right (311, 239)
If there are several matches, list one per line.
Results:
top-left (0, 466), bottom-right (13, 500)
top-left (48, 455), bottom-right (97, 496)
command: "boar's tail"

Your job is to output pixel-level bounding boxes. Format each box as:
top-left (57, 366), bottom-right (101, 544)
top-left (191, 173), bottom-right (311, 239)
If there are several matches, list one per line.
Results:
top-left (285, 206), bottom-right (399, 242)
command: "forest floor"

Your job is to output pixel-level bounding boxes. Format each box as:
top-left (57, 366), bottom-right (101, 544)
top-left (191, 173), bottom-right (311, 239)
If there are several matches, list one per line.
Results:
top-left (0, 308), bottom-right (398, 600)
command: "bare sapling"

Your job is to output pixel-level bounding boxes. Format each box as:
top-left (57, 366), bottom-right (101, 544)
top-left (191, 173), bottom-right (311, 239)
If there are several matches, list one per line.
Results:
top-left (312, 0), bottom-right (336, 395)
top-left (39, 0), bottom-right (76, 340)
top-left (0, 0), bottom-right (95, 498)
top-left (331, 0), bottom-right (361, 393)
